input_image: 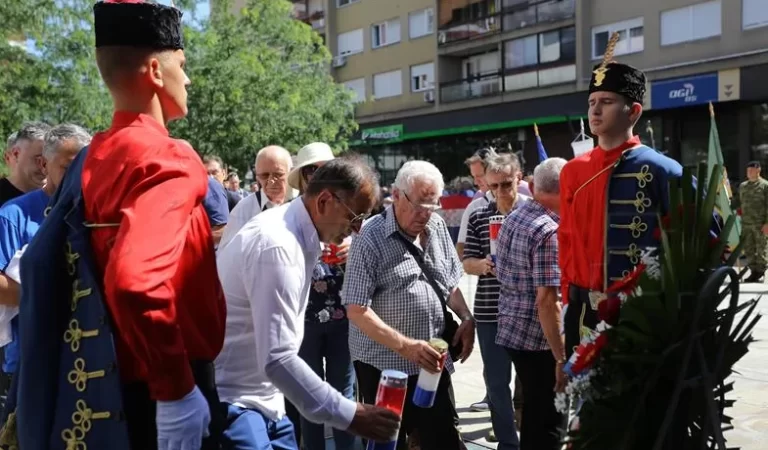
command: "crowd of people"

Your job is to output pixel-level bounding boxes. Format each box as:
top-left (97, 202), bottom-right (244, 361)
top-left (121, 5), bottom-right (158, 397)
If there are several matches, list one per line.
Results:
top-left (0, 2), bottom-right (757, 450)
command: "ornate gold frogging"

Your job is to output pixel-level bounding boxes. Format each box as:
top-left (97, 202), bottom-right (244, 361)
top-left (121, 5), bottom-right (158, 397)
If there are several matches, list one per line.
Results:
top-left (609, 191), bottom-right (652, 214)
top-left (609, 216), bottom-right (649, 239)
top-left (64, 319), bottom-right (100, 353)
top-left (609, 243), bottom-right (643, 265)
top-left (613, 164), bottom-right (654, 188)
top-left (67, 358), bottom-right (106, 393)
top-left (71, 279), bottom-right (92, 312)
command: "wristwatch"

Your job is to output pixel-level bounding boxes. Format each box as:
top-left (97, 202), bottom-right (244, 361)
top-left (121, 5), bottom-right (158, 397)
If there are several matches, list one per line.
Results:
top-left (461, 315), bottom-right (475, 323)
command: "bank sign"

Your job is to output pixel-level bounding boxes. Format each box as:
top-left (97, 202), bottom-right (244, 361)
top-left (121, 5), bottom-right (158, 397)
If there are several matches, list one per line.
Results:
top-left (361, 124), bottom-right (403, 144)
top-left (651, 73), bottom-right (719, 110)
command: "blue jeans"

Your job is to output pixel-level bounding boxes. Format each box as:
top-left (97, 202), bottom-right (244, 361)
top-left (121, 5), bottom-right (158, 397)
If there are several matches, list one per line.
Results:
top-left (297, 319), bottom-right (356, 450)
top-left (477, 322), bottom-right (520, 450)
top-left (222, 403), bottom-right (298, 450)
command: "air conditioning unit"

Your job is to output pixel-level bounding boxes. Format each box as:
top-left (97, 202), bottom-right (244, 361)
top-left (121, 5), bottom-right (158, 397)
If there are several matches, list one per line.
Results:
top-left (423, 90), bottom-right (435, 103)
top-left (332, 55), bottom-right (347, 68)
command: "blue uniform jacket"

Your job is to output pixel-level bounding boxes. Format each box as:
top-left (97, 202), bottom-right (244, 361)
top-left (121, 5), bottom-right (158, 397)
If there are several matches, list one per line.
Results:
top-left (0, 148), bottom-right (130, 450)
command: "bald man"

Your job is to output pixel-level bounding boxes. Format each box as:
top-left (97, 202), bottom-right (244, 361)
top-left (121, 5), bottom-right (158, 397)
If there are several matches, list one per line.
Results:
top-left (218, 145), bottom-right (292, 250)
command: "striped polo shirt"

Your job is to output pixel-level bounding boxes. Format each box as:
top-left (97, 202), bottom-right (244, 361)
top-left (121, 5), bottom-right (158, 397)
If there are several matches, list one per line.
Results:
top-left (462, 195), bottom-right (530, 323)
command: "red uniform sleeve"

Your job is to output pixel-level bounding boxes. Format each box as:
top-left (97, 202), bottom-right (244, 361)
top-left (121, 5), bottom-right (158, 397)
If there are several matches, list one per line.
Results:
top-left (102, 143), bottom-right (206, 401)
top-left (558, 163), bottom-right (574, 305)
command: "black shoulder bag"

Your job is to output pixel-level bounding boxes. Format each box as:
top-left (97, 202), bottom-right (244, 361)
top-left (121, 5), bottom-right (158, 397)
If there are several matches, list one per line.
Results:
top-left (394, 232), bottom-right (463, 360)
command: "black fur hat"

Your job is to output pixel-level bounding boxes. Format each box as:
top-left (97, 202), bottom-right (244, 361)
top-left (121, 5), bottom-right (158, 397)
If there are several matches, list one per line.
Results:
top-left (589, 32), bottom-right (646, 104)
top-left (94, 0), bottom-right (184, 50)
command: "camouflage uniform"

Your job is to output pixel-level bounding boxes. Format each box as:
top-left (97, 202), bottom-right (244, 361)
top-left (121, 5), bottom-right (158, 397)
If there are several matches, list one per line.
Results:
top-left (739, 177), bottom-right (768, 276)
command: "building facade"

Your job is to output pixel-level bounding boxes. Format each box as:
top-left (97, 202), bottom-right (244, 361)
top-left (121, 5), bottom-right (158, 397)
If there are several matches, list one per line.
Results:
top-left (230, 0), bottom-right (768, 187)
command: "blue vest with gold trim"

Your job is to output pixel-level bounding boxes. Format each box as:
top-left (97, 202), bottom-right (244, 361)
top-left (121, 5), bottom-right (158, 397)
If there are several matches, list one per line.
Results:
top-left (604, 146), bottom-right (683, 286)
top-left (3, 148), bottom-right (131, 450)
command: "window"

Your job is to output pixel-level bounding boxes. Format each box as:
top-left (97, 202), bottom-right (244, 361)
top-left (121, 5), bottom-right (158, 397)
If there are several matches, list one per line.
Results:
top-left (410, 62), bottom-right (434, 92)
top-left (743, 0), bottom-right (768, 30)
top-left (373, 70), bottom-right (403, 99)
top-left (372, 18), bottom-right (401, 48)
top-left (591, 17), bottom-right (644, 59)
top-left (337, 0), bottom-right (359, 7)
top-left (505, 35), bottom-right (538, 69)
top-left (343, 78), bottom-right (366, 103)
top-left (337, 28), bottom-right (363, 56)
top-left (409, 8), bottom-right (434, 39)
top-left (661, 1), bottom-right (721, 46)
top-left (504, 26), bottom-right (574, 69)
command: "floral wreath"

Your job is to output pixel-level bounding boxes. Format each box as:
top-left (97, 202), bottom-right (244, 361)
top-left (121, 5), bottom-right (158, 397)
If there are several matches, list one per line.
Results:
top-left (557, 165), bottom-right (761, 450)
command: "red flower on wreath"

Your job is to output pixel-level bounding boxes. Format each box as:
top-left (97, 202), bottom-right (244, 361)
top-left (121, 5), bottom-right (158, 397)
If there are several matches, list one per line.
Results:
top-left (606, 264), bottom-right (646, 296)
top-left (569, 333), bottom-right (608, 375)
top-left (598, 296), bottom-right (621, 325)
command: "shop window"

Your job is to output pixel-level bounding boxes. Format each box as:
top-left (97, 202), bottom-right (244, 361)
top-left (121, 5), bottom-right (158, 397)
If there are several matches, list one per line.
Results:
top-left (680, 104), bottom-right (739, 181)
top-left (750, 103), bottom-right (768, 170)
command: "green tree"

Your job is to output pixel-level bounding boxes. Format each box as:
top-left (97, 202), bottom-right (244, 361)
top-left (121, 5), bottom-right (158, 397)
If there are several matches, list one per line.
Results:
top-left (170, 0), bottom-right (357, 171)
top-left (0, 0), bottom-right (112, 135)
top-left (0, 0), bottom-right (201, 136)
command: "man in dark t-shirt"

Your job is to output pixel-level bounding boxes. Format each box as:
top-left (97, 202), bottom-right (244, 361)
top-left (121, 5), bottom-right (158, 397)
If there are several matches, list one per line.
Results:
top-left (0, 122), bottom-right (51, 207)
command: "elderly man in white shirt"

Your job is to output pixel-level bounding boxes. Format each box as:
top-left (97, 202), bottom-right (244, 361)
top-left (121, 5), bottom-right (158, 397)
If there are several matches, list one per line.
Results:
top-left (215, 157), bottom-right (399, 449)
top-left (219, 145), bottom-right (292, 249)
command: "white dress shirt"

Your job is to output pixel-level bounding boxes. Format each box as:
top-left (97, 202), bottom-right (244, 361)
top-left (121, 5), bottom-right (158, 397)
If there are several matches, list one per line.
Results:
top-left (219, 191), bottom-right (278, 250)
top-left (214, 199), bottom-right (357, 430)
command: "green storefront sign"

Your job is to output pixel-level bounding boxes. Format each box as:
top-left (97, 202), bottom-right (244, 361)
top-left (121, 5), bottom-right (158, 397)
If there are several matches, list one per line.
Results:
top-left (360, 124), bottom-right (404, 144)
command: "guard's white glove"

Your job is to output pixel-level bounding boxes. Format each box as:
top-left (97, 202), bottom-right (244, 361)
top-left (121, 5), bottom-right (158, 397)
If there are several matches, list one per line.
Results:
top-left (156, 385), bottom-right (210, 450)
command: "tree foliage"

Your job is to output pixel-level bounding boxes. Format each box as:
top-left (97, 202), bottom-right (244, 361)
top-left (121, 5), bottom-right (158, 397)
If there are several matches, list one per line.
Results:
top-left (170, 0), bottom-right (357, 172)
top-left (0, 0), bottom-right (113, 136)
top-left (0, 0), bottom-right (357, 174)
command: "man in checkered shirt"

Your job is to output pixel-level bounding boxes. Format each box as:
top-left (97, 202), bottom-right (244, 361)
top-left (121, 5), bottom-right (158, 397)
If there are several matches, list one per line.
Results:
top-left (495, 157), bottom-right (568, 450)
top-left (463, 153), bottom-right (529, 450)
top-left (342, 160), bottom-right (475, 450)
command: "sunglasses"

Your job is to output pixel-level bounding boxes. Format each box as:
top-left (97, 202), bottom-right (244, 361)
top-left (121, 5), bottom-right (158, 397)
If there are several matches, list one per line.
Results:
top-left (488, 181), bottom-right (516, 191)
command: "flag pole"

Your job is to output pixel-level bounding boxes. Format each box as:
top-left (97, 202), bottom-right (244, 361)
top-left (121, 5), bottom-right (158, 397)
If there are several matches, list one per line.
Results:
top-left (645, 120), bottom-right (656, 149)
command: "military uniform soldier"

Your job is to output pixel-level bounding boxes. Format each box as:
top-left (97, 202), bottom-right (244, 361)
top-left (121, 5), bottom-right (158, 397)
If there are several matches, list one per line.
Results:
top-left (739, 161), bottom-right (768, 282)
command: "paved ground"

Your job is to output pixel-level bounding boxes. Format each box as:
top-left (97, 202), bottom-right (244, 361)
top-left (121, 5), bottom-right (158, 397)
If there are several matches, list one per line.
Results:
top-left (327, 275), bottom-right (768, 449)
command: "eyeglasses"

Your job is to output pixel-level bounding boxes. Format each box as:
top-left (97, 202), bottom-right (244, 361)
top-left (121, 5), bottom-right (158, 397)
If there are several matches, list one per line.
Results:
top-left (488, 180), bottom-right (516, 191)
top-left (330, 192), bottom-right (370, 228)
top-left (403, 192), bottom-right (441, 214)
top-left (256, 172), bottom-right (287, 184)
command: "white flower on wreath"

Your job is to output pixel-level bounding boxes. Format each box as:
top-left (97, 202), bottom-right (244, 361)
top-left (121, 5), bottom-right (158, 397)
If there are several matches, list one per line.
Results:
top-left (641, 247), bottom-right (661, 280)
top-left (555, 391), bottom-right (569, 414)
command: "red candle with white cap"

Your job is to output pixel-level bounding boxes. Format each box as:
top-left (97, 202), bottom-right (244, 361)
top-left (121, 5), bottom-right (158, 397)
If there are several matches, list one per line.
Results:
top-left (488, 215), bottom-right (504, 263)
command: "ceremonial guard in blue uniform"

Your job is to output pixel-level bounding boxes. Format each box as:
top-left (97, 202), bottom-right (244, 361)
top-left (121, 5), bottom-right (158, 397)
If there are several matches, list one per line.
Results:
top-left (0, 2), bottom-right (227, 450)
top-left (559, 33), bottom-right (686, 357)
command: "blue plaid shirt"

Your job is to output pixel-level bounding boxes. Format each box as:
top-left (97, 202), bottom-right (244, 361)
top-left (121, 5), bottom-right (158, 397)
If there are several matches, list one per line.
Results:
top-left (495, 200), bottom-right (560, 351)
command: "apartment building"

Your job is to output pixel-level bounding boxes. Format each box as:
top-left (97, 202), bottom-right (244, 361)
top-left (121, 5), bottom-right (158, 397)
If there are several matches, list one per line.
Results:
top-left (230, 0), bottom-right (768, 183)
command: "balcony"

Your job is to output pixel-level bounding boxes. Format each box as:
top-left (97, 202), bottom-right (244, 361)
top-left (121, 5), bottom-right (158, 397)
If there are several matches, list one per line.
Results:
top-left (439, 60), bottom-right (576, 103)
top-left (291, 0), bottom-right (326, 32)
top-left (440, 71), bottom-right (504, 103)
top-left (438, 0), bottom-right (575, 46)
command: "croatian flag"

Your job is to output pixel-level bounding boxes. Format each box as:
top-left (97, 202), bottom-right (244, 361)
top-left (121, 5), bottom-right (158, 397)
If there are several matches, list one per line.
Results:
top-left (535, 123), bottom-right (548, 162)
top-left (438, 194), bottom-right (473, 244)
